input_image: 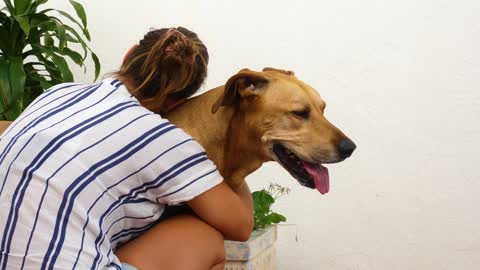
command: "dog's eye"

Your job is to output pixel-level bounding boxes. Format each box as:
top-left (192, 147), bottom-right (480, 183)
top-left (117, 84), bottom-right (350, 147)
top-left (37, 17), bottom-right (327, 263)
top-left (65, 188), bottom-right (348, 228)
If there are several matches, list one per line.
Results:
top-left (291, 109), bottom-right (310, 119)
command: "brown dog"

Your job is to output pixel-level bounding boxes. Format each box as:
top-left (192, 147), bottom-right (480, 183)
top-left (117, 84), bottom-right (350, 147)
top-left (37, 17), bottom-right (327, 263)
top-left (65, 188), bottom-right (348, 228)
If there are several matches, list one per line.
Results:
top-left (0, 68), bottom-right (355, 193)
top-left (167, 67), bottom-right (356, 193)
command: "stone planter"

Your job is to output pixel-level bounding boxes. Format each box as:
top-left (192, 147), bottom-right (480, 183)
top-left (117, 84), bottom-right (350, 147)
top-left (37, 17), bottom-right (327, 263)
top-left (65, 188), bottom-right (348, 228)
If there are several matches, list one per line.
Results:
top-left (224, 225), bottom-right (277, 270)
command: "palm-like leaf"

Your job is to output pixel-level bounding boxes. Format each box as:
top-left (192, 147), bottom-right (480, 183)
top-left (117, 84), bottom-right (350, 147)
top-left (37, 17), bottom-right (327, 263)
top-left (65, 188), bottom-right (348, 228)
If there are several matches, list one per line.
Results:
top-left (0, 0), bottom-right (100, 120)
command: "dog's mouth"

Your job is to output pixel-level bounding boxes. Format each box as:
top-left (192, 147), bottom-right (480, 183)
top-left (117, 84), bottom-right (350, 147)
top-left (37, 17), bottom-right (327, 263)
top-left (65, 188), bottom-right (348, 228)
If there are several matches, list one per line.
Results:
top-left (272, 143), bottom-right (329, 194)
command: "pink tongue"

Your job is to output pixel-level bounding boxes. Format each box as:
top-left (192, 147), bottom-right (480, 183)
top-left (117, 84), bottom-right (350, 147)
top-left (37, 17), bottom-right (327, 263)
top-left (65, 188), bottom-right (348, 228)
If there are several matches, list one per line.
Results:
top-left (303, 162), bottom-right (330, 194)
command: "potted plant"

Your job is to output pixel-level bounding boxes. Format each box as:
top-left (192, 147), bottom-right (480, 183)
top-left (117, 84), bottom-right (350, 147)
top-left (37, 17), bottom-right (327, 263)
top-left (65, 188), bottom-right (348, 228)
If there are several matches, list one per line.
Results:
top-left (225, 184), bottom-right (290, 270)
top-left (0, 0), bottom-right (99, 121)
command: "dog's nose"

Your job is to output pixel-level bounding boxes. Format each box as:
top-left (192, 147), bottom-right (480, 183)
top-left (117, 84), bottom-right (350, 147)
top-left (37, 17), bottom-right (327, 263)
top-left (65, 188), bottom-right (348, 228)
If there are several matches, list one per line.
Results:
top-left (337, 138), bottom-right (356, 159)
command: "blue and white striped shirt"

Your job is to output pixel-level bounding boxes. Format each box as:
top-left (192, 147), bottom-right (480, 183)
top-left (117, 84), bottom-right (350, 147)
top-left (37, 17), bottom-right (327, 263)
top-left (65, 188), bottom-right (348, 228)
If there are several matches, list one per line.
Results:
top-left (0, 79), bottom-right (222, 270)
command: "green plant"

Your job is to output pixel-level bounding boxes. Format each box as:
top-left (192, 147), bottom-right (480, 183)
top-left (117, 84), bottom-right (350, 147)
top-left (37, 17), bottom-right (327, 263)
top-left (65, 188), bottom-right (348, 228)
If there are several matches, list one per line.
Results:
top-left (0, 0), bottom-right (100, 120)
top-left (252, 183), bottom-right (290, 230)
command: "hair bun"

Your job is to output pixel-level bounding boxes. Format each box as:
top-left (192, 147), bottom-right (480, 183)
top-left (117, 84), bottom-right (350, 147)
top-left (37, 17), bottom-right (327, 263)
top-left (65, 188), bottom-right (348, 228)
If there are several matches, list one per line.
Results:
top-left (163, 30), bottom-right (197, 64)
top-left (117, 26), bottom-right (209, 112)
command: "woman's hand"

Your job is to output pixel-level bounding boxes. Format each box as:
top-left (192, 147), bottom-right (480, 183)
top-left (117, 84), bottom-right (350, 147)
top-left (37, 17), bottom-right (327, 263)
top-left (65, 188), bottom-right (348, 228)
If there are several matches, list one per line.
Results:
top-left (187, 181), bottom-right (254, 242)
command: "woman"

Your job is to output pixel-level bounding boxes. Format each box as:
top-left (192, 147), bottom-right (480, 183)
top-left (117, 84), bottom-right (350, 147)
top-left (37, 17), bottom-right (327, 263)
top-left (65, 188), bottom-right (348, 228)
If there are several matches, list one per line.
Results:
top-left (0, 27), bottom-right (253, 270)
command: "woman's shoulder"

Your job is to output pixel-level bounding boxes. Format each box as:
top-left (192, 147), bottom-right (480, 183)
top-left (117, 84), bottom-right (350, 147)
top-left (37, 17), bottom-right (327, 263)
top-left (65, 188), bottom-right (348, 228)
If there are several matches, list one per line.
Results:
top-left (90, 79), bottom-right (199, 144)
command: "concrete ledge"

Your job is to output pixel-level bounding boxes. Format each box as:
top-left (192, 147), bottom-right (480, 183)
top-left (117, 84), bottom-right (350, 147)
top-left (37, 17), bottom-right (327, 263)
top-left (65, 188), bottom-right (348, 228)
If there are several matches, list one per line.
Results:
top-left (225, 225), bottom-right (277, 270)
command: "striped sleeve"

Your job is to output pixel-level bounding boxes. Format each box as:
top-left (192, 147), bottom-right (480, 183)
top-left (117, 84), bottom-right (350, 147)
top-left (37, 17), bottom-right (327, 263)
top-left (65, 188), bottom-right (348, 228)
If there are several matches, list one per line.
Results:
top-left (149, 126), bottom-right (223, 205)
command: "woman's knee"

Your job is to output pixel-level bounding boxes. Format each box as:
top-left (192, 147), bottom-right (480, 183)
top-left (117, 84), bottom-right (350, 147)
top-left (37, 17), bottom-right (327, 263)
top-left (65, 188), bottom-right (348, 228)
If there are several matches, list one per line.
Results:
top-left (116, 214), bottom-right (226, 270)
top-left (176, 215), bottom-right (226, 264)
top-left (210, 227), bottom-right (226, 266)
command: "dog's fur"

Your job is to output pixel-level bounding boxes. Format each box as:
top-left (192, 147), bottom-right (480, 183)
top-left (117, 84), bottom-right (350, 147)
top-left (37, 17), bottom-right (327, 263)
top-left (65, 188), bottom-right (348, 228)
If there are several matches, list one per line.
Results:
top-left (167, 67), bottom-right (354, 188)
top-left (0, 67), bottom-right (354, 189)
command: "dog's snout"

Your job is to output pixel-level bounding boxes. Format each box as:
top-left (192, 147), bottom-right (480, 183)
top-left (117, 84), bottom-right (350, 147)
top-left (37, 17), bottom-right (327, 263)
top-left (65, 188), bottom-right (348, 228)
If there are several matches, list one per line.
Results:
top-left (337, 138), bottom-right (356, 159)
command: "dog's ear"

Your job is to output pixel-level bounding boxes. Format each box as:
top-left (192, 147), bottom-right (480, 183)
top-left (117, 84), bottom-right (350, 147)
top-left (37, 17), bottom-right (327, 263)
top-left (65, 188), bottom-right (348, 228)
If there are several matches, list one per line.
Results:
top-left (262, 67), bottom-right (295, 76)
top-left (211, 69), bottom-right (269, 114)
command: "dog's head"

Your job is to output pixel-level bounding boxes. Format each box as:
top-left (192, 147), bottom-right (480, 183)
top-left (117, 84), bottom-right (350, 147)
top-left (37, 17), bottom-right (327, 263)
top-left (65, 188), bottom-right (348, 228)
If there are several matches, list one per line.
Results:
top-left (212, 68), bottom-right (356, 194)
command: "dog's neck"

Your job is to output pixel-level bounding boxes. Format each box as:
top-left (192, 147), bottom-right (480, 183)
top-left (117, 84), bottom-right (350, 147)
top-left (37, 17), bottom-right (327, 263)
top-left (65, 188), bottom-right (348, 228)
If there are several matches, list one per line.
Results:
top-left (166, 87), bottom-right (263, 187)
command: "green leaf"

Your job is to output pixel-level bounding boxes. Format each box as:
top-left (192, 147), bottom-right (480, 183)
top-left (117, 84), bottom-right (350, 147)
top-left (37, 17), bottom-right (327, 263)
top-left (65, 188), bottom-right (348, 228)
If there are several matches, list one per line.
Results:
top-left (1, 0), bottom-right (100, 117)
top-left (252, 190), bottom-right (276, 230)
top-left (53, 21), bottom-right (66, 51)
top-left (261, 191), bottom-right (275, 205)
top-left (266, 212), bottom-right (287, 224)
top-left (55, 9), bottom-right (90, 41)
top-left (91, 51), bottom-right (100, 80)
top-left (32, 0), bottom-right (48, 9)
top-left (27, 18), bottom-right (55, 43)
top-left (50, 53), bottom-right (73, 82)
top-left (253, 190), bottom-right (275, 213)
top-left (252, 186), bottom-right (289, 231)
top-left (26, 71), bottom-right (51, 92)
top-left (3, 1), bottom-right (15, 15)
top-left (0, 58), bottom-right (12, 113)
top-left (14, 0), bottom-right (32, 15)
top-left (62, 24), bottom-right (88, 59)
top-left (25, 60), bottom-right (59, 72)
top-left (69, 0), bottom-right (87, 28)
top-left (38, 7), bottom-right (54, 14)
top-left (29, 13), bottom-right (50, 28)
top-left (22, 64), bottom-right (45, 109)
top-left (10, 57), bottom-right (26, 95)
top-left (84, 27), bottom-right (90, 41)
top-left (0, 103), bottom-right (4, 119)
top-left (0, 10), bottom-right (6, 21)
top-left (65, 33), bottom-right (80, 43)
top-left (35, 0), bottom-right (49, 5)
top-left (0, 24), bottom-right (9, 53)
top-left (57, 47), bottom-right (83, 65)
top-left (34, 52), bottom-right (62, 80)
top-left (0, 57), bottom-right (26, 120)
top-left (43, 35), bottom-right (54, 47)
top-left (14, 15), bottom-right (30, 36)
top-left (31, 45), bottom-right (73, 82)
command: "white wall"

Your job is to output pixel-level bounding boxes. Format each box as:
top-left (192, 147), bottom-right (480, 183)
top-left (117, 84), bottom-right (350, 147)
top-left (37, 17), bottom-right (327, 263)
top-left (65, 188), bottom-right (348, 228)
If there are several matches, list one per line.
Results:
top-left (48, 0), bottom-right (480, 269)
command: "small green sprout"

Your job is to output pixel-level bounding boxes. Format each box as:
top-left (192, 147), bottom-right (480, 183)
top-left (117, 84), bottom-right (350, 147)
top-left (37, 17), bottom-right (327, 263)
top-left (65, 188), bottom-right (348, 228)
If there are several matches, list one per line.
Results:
top-left (252, 183), bottom-right (290, 230)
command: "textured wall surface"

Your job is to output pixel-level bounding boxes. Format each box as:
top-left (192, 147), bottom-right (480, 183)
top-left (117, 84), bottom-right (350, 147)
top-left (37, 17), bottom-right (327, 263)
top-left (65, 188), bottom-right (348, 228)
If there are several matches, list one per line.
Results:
top-left (47, 0), bottom-right (480, 269)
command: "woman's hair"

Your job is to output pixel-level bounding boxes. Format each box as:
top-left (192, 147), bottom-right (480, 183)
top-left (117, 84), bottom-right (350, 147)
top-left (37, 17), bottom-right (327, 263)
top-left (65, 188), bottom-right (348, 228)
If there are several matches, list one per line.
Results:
top-left (116, 27), bottom-right (209, 112)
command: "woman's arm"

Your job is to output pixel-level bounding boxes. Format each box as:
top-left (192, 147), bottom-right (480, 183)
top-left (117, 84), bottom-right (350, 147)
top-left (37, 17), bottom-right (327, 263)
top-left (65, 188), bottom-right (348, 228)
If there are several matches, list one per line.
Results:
top-left (187, 181), bottom-right (254, 241)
